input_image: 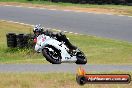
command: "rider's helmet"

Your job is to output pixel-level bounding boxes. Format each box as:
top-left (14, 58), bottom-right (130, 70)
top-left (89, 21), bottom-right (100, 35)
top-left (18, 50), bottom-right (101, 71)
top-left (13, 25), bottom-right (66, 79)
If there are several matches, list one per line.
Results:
top-left (33, 24), bottom-right (43, 36)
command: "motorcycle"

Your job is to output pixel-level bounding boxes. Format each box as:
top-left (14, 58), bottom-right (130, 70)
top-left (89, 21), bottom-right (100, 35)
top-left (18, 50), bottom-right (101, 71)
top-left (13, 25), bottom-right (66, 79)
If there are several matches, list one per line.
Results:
top-left (35, 33), bottom-right (87, 64)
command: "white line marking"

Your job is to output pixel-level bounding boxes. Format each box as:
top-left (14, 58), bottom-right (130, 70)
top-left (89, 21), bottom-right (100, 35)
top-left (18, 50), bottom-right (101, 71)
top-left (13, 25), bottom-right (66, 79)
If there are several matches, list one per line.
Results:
top-left (57, 29), bottom-right (61, 32)
top-left (15, 6), bottom-right (22, 8)
top-left (39, 8), bottom-right (46, 10)
top-left (69, 32), bottom-right (73, 34)
top-left (106, 14), bottom-right (113, 15)
top-left (49, 9), bottom-right (56, 11)
top-left (74, 11), bottom-right (82, 13)
top-left (63, 10), bottom-right (72, 12)
top-left (28, 7), bottom-right (35, 9)
top-left (1, 20), bottom-right (82, 35)
top-left (94, 12), bottom-right (100, 14)
top-left (52, 29), bottom-right (58, 31)
top-left (1, 20), bottom-right (34, 26)
top-left (118, 15), bottom-right (125, 17)
top-left (87, 12), bottom-right (93, 13)
top-left (63, 31), bottom-right (68, 33)
top-left (128, 16), bottom-right (132, 17)
top-left (4, 5), bottom-right (12, 7)
top-left (74, 33), bottom-right (78, 35)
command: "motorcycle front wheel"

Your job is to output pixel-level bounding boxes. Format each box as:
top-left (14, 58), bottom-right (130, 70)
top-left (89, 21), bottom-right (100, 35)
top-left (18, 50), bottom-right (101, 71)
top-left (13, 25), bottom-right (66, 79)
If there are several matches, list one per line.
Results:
top-left (42, 45), bottom-right (61, 64)
top-left (75, 49), bottom-right (87, 64)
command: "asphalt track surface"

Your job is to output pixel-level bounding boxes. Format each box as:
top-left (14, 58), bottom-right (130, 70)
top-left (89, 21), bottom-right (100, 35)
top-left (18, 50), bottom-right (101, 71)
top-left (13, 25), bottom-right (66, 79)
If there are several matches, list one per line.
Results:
top-left (0, 5), bottom-right (132, 73)
top-left (0, 64), bottom-right (132, 73)
top-left (0, 5), bottom-right (132, 42)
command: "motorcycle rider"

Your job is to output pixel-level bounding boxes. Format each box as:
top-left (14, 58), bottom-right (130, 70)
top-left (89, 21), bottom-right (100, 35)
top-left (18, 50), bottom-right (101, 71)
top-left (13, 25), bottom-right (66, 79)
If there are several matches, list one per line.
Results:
top-left (33, 24), bottom-right (77, 53)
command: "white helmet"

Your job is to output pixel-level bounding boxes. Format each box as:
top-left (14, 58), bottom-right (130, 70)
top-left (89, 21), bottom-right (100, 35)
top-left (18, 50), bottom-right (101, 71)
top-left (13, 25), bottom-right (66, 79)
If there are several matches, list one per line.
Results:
top-left (33, 24), bottom-right (43, 33)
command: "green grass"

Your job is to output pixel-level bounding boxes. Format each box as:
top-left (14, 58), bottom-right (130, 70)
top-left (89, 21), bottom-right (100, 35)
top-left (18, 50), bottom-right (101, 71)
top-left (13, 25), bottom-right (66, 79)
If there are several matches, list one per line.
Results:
top-left (0, 20), bottom-right (132, 64)
top-left (0, 72), bottom-right (131, 88)
top-left (1, 0), bottom-right (132, 15)
top-left (68, 34), bottom-right (132, 64)
top-left (0, 21), bottom-right (46, 64)
top-left (0, 0), bottom-right (27, 2)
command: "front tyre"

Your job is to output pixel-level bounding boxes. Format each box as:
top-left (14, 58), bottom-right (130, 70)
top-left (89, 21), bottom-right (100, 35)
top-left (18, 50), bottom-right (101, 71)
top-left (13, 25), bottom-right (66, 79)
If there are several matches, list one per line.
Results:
top-left (42, 45), bottom-right (61, 64)
top-left (75, 49), bottom-right (87, 64)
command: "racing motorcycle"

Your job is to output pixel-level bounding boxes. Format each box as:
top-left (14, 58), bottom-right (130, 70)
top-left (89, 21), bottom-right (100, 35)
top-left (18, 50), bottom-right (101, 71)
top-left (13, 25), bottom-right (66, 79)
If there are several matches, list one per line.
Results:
top-left (34, 33), bottom-right (87, 64)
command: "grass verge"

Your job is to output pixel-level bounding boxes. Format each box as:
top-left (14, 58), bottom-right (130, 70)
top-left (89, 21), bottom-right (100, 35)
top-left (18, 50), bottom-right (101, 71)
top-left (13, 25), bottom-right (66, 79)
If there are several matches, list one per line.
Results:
top-left (0, 72), bottom-right (131, 88)
top-left (0, 20), bottom-right (132, 64)
top-left (0, 0), bottom-right (132, 15)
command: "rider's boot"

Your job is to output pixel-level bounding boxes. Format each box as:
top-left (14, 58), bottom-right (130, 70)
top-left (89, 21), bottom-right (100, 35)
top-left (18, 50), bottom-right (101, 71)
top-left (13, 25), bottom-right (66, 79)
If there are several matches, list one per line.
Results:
top-left (56, 32), bottom-right (77, 54)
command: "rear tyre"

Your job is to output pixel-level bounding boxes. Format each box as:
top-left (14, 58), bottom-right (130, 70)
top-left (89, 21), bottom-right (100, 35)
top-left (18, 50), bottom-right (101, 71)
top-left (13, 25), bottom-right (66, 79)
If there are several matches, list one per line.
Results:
top-left (17, 34), bottom-right (29, 48)
top-left (88, 0), bottom-right (95, 4)
top-left (51, 0), bottom-right (59, 3)
top-left (127, 3), bottom-right (132, 6)
top-left (6, 33), bottom-right (17, 48)
top-left (42, 45), bottom-right (61, 64)
top-left (75, 49), bottom-right (87, 64)
top-left (17, 34), bottom-right (25, 48)
top-left (23, 34), bottom-right (30, 47)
